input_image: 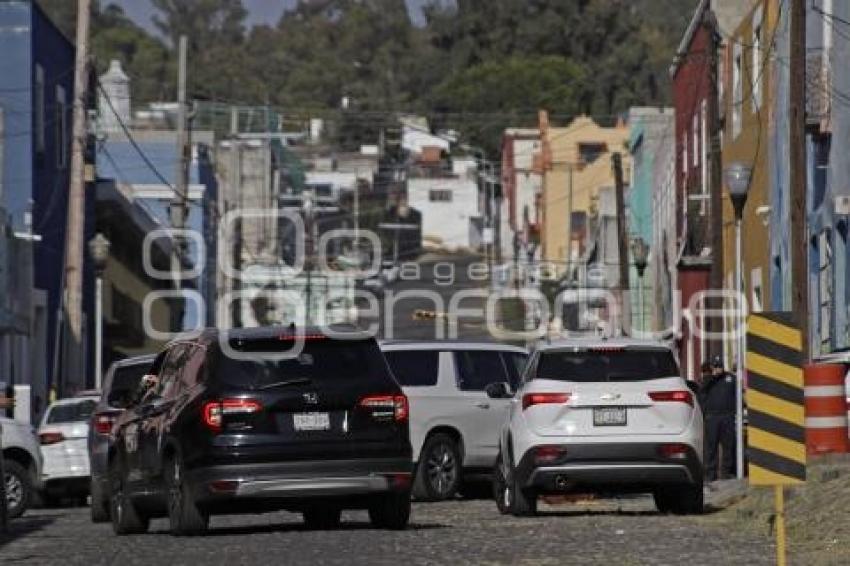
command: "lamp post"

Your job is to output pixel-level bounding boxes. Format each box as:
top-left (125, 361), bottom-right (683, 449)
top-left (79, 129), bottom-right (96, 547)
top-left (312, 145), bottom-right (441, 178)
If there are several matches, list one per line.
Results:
top-left (88, 233), bottom-right (110, 390)
top-left (632, 237), bottom-right (649, 334)
top-left (725, 161), bottom-right (752, 481)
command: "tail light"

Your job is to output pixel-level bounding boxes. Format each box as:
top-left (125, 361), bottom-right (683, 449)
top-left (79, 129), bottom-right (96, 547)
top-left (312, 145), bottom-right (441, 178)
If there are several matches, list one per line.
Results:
top-left (202, 398), bottom-right (263, 433)
top-left (93, 411), bottom-right (119, 435)
top-left (359, 394), bottom-right (409, 423)
top-left (649, 391), bottom-right (694, 407)
top-left (533, 445), bottom-right (568, 465)
top-left (522, 392), bottom-right (570, 410)
top-left (39, 431), bottom-right (65, 445)
top-left (658, 443), bottom-right (690, 459)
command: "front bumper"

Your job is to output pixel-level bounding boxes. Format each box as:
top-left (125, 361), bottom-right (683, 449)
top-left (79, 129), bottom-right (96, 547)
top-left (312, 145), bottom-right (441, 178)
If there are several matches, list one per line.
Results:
top-left (187, 458), bottom-right (413, 503)
top-left (517, 442), bottom-right (703, 492)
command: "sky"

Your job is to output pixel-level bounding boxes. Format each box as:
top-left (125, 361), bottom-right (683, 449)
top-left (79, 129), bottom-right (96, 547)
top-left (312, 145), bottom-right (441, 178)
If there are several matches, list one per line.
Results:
top-left (110, 0), bottom-right (435, 30)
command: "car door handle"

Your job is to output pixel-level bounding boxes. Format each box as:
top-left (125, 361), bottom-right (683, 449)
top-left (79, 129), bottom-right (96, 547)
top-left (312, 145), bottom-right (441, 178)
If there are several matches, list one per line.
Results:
top-left (475, 402), bottom-right (490, 409)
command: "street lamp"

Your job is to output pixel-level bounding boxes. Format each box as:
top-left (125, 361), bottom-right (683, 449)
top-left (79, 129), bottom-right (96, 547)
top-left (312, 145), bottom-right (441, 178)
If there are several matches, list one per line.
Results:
top-left (88, 233), bottom-right (110, 390)
top-left (631, 237), bottom-right (649, 333)
top-left (724, 161), bottom-right (752, 481)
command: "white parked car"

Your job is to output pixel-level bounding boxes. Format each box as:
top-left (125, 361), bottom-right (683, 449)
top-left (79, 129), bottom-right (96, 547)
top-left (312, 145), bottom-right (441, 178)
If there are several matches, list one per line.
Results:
top-left (495, 338), bottom-right (704, 516)
top-left (38, 395), bottom-right (99, 504)
top-left (381, 341), bottom-right (528, 501)
top-left (1, 416), bottom-right (43, 518)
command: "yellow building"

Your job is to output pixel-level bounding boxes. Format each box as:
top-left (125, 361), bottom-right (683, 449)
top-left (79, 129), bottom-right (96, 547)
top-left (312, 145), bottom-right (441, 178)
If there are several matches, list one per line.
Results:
top-left (537, 113), bottom-right (630, 276)
top-left (720, 0), bottom-right (776, 346)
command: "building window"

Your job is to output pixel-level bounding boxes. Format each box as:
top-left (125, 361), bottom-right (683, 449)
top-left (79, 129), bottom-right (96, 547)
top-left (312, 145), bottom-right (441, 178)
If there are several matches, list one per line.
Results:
top-left (692, 113), bottom-right (699, 168)
top-left (429, 189), bottom-right (452, 202)
top-left (56, 85), bottom-right (68, 169)
top-left (578, 143), bottom-right (606, 165)
top-left (700, 100), bottom-right (707, 205)
top-left (732, 42), bottom-right (743, 138)
top-left (35, 64), bottom-right (45, 154)
top-left (752, 7), bottom-right (763, 111)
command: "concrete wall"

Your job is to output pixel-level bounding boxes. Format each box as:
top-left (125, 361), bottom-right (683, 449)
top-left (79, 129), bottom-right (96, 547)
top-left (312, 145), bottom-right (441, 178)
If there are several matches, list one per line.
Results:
top-left (408, 175), bottom-right (479, 250)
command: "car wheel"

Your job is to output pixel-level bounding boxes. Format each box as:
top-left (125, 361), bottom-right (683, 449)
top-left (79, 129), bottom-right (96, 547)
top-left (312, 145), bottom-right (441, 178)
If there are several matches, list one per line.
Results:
top-left (167, 456), bottom-right (209, 536)
top-left (503, 452), bottom-right (537, 517)
top-left (654, 484), bottom-right (704, 515)
top-left (110, 462), bottom-right (149, 535)
top-left (3, 460), bottom-right (32, 519)
top-left (90, 480), bottom-right (110, 523)
top-left (492, 453), bottom-right (511, 515)
top-left (368, 491), bottom-right (411, 530)
top-left (413, 433), bottom-right (461, 501)
top-left (302, 505), bottom-right (342, 530)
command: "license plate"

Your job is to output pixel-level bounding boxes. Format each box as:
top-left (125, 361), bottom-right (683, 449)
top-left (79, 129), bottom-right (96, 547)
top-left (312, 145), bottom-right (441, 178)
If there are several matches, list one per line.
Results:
top-left (593, 407), bottom-right (627, 426)
top-left (293, 412), bottom-right (331, 431)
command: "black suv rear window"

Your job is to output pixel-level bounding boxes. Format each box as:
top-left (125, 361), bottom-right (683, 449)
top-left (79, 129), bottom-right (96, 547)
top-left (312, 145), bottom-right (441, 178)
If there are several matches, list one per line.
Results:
top-left (214, 338), bottom-right (397, 390)
top-left (535, 348), bottom-right (679, 382)
top-left (384, 351), bottom-right (439, 386)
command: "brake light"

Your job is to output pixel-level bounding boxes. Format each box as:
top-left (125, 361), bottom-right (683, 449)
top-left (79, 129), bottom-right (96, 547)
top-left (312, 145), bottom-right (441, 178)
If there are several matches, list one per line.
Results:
top-left (658, 443), bottom-right (690, 459)
top-left (39, 431), bottom-right (65, 445)
top-left (649, 391), bottom-right (694, 406)
top-left (202, 398), bottom-right (263, 433)
top-left (359, 394), bottom-right (409, 423)
top-left (93, 412), bottom-right (119, 435)
top-left (522, 392), bottom-right (570, 410)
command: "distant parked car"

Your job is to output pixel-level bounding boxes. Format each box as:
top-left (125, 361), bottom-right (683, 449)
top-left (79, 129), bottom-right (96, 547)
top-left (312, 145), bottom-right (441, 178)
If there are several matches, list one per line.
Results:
top-left (88, 354), bottom-right (157, 522)
top-left (38, 395), bottom-right (100, 505)
top-left (381, 341), bottom-right (528, 501)
top-left (2, 415), bottom-right (43, 518)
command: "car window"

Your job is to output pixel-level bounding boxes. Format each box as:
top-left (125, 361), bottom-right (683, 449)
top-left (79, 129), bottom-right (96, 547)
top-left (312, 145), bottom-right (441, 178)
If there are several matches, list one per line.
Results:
top-left (46, 400), bottom-right (96, 424)
top-left (214, 338), bottom-right (396, 391)
top-left (107, 362), bottom-right (151, 407)
top-left (501, 352), bottom-right (528, 389)
top-left (454, 350), bottom-right (510, 392)
top-left (384, 350), bottom-right (439, 387)
top-left (535, 348), bottom-right (680, 382)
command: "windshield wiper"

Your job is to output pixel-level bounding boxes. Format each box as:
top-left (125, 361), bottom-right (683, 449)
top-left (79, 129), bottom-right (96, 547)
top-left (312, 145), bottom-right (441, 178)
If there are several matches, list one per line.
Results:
top-left (255, 377), bottom-right (313, 390)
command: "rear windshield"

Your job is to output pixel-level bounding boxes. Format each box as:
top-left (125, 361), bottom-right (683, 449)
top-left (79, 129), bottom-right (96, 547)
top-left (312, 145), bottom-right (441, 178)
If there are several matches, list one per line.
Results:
top-left (385, 351), bottom-right (439, 386)
top-left (214, 338), bottom-right (398, 390)
top-left (535, 348), bottom-right (679, 382)
top-left (108, 363), bottom-right (151, 407)
top-left (47, 400), bottom-right (96, 424)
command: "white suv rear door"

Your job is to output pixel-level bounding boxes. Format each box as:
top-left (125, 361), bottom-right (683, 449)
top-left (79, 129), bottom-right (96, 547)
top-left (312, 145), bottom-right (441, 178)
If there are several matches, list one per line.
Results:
top-left (523, 347), bottom-right (694, 439)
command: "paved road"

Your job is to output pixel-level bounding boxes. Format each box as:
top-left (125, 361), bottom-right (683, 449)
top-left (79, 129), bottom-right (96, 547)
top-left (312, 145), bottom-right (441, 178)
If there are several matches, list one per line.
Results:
top-left (1, 497), bottom-right (774, 565)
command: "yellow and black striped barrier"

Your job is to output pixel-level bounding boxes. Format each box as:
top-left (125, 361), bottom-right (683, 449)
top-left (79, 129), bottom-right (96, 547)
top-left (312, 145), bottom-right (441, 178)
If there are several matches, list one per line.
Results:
top-left (745, 312), bottom-right (806, 485)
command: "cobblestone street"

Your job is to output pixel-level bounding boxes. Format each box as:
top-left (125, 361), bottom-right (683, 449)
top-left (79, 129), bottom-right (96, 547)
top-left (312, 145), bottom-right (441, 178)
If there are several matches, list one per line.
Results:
top-left (1, 497), bottom-right (776, 565)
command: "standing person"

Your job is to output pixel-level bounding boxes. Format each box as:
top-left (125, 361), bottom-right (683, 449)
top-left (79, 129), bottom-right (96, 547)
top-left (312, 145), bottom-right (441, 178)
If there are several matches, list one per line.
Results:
top-left (702, 356), bottom-right (736, 482)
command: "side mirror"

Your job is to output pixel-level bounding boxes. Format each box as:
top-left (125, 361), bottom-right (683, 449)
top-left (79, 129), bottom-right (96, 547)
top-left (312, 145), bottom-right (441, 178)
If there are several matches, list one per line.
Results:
top-left (485, 382), bottom-right (512, 399)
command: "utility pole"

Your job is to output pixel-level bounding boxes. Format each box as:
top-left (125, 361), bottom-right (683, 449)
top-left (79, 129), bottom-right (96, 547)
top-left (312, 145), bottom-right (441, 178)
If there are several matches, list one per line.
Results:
top-left (790, 0), bottom-right (809, 362)
top-left (61, 0), bottom-right (92, 394)
top-left (171, 36), bottom-right (190, 331)
top-left (612, 152), bottom-right (631, 336)
top-left (705, 10), bottom-right (725, 360)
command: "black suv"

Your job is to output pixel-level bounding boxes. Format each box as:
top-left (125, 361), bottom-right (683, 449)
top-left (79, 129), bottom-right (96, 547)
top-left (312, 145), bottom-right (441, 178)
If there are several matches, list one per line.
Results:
top-left (108, 327), bottom-right (413, 535)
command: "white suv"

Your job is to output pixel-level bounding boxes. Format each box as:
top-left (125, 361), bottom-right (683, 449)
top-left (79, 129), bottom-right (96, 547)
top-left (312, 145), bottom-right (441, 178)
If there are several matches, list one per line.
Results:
top-left (2, 416), bottom-right (43, 518)
top-left (381, 341), bottom-right (528, 501)
top-left (495, 339), bottom-right (703, 516)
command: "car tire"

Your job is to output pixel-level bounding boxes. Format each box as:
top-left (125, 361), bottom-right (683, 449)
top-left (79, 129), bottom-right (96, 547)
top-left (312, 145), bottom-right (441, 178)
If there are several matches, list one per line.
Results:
top-left (501, 452), bottom-right (537, 517)
top-left (654, 484), bottom-right (704, 515)
top-left (110, 462), bottom-right (149, 535)
top-left (167, 456), bottom-right (209, 536)
top-left (413, 433), bottom-right (461, 501)
top-left (3, 460), bottom-right (32, 519)
top-left (492, 454), bottom-right (511, 515)
top-left (368, 491), bottom-right (411, 530)
top-left (302, 505), bottom-right (342, 530)
top-left (90, 479), bottom-right (110, 523)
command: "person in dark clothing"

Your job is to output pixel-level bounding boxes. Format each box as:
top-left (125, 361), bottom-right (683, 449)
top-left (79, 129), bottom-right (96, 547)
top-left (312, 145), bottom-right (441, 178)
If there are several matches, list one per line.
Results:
top-left (702, 356), bottom-right (737, 482)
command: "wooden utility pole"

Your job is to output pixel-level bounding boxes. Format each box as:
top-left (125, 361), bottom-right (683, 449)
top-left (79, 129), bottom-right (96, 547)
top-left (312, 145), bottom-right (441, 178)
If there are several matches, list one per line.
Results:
top-left (705, 10), bottom-right (725, 359)
top-left (171, 35), bottom-right (189, 329)
top-left (790, 0), bottom-right (809, 361)
top-left (61, 0), bottom-right (92, 394)
top-left (612, 152), bottom-right (631, 335)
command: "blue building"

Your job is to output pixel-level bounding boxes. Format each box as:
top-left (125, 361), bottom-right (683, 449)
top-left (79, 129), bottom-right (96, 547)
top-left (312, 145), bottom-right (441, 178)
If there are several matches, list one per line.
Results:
top-left (0, 1), bottom-right (93, 406)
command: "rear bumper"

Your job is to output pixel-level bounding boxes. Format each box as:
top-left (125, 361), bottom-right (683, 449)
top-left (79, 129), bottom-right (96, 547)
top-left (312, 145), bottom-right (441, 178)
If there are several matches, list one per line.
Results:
top-left (187, 458), bottom-right (413, 503)
top-left (517, 442), bottom-right (703, 492)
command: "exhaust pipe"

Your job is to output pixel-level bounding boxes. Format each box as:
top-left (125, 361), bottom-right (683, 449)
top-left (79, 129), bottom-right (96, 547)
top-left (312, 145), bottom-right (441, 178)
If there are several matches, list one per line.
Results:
top-left (554, 475), bottom-right (570, 491)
